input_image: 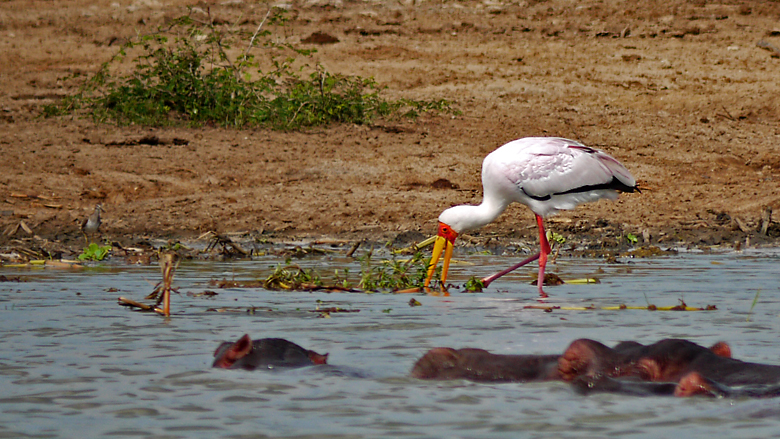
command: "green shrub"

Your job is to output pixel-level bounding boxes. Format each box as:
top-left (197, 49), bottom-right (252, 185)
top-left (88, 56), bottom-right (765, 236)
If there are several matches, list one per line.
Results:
top-left (44, 10), bottom-right (454, 129)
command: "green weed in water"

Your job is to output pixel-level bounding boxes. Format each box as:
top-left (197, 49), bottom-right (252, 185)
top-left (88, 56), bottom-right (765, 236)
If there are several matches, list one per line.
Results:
top-left (78, 243), bottom-right (112, 261)
top-left (264, 264), bottom-right (322, 290)
top-left (747, 289), bottom-right (761, 322)
top-left (547, 231), bottom-right (566, 245)
top-left (260, 248), bottom-right (430, 292)
top-left (357, 250), bottom-right (429, 292)
top-left (333, 268), bottom-right (353, 289)
top-left (464, 276), bottom-right (485, 292)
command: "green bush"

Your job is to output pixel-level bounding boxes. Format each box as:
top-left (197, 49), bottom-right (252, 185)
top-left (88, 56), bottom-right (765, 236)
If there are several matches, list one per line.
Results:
top-left (44, 10), bottom-right (454, 129)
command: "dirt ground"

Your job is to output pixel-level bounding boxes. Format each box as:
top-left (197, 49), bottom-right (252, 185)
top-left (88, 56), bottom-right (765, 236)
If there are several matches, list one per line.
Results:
top-left (1, 0), bottom-right (779, 259)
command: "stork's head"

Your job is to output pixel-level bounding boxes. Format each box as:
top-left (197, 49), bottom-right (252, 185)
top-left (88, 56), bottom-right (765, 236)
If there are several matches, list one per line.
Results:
top-left (424, 221), bottom-right (459, 288)
top-left (425, 204), bottom-right (496, 288)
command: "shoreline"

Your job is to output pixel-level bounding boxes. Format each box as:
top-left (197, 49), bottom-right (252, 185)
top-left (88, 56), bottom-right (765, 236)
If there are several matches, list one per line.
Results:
top-left (2, 221), bottom-right (778, 266)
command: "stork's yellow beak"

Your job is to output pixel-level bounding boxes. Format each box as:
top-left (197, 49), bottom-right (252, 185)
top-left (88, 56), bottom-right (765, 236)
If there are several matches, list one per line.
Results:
top-left (424, 222), bottom-right (458, 288)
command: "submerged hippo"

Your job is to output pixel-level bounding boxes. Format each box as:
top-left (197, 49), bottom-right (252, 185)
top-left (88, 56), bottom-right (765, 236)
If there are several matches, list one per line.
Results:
top-left (413, 338), bottom-right (780, 398)
top-left (212, 334), bottom-right (328, 370)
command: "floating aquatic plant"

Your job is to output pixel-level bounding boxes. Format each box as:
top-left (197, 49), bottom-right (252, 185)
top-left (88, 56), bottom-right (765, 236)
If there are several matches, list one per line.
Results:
top-left (78, 243), bottom-right (111, 261)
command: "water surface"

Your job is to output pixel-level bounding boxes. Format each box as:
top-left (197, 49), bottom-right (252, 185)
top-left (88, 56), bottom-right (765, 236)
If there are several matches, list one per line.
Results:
top-left (1, 249), bottom-right (779, 438)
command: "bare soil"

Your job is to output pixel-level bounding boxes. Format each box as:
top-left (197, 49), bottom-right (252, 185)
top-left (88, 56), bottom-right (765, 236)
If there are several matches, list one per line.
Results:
top-left (1, 0), bottom-right (779, 259)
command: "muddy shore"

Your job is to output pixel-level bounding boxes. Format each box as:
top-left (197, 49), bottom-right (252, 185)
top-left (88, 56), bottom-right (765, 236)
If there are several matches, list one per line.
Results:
top-left (1, 0), bottom-right (779, 262)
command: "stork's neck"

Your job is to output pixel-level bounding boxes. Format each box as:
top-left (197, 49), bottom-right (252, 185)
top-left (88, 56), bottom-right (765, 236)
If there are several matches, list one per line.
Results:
top-left (439, 193), bottom-right (510, 233)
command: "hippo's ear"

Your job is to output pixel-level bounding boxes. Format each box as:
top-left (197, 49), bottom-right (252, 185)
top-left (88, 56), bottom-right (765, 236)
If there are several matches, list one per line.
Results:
top-left (410, 348), bottom-right (459, 379)
top-left (231, 334), bottom-right (254, 359)
top-left (709, 341), bottom-right (732, 358)
top-left (213, 342), bottom-right (233, 358)
top-left (635, 358), bottom-right (663, 381)
top-left (308, 351), bottom-right (328, 365)
top-left (212, 334), bottom-right (254, 369)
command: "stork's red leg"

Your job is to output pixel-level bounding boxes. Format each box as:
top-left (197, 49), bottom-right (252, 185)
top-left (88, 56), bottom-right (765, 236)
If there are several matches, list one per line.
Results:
top-left (536, 214), bottom-right (551, 298)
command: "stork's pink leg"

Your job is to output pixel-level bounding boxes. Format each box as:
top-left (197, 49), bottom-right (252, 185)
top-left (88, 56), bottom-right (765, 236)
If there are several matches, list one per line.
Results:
top-left (536, 214), bottom-right (551, 298)
top-left (480, 252), bottom-right (540, 288)
top-left (479, 214), bottom-right (554, 292)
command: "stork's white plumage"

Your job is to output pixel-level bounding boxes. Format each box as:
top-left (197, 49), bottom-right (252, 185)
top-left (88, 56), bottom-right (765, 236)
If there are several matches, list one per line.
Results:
top-left (424, 137), bottom-right (638, 296)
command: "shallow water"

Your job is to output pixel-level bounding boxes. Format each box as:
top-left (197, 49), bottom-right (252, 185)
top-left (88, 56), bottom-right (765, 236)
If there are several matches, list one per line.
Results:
top-left (1, 249), bottom-right (779, 438)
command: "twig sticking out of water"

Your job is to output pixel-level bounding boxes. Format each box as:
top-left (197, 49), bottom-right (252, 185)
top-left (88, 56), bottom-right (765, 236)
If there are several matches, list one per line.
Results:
top-left (346, 240), bottom-right (362, 258)
top-left (760, 206), bottom-right (772, 236)
top-left (117, 296), bottom-right (154, 311)
top-left (155, 251), bottom-right (180, 317)
top-left (121, 252), bottom-right (181, 315)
